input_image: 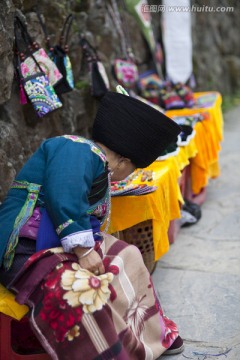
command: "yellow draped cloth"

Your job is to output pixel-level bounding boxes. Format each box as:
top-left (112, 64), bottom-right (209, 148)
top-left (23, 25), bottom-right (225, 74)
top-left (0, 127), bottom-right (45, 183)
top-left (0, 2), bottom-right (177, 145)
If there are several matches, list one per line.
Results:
top-left (175, 136), bottom-right (198, 171)
top-left (109, 158), bottom-right (183, 261)
top-left (166, 92), bottom-right (223, 194)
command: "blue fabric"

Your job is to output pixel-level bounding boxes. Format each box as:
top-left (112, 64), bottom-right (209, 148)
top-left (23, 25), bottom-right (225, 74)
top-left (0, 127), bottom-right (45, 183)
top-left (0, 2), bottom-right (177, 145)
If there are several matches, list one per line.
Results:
top-left (36, 211), bottom-right (102, 251)
top-left (90, 215), bottom-right (102, 241)
top-left (36, 208), bottom-right (60, 251)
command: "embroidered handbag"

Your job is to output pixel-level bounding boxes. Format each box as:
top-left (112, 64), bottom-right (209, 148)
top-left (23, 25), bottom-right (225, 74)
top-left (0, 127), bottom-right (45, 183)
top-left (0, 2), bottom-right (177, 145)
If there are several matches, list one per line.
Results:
top-left (14, 19), bottom-right (62, 117)
top-left (22, 71), bottom-right (62, 117)
top-left (113, 58), bottom-right (138, 88)
top-left (15, 16), bottom-right (62, 87)
top-left (20, 47), bottom-right (63, 87)
top-left (80, 36), bottom-right (109, 98)
top-left (37, 12), bottom-right (75, 94)
top-left (52, 46), bottom-right (74, 94)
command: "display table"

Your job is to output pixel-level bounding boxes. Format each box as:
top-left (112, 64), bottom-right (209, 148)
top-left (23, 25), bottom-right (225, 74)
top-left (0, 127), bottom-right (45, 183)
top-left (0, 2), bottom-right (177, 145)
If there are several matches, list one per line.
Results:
top-left (109, 157), bottom-right (183, 263)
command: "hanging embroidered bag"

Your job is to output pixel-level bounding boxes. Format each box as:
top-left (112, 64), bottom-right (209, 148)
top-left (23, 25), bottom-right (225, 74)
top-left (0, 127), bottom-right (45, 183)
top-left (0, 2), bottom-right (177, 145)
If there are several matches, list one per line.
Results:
top-left (17, 59), bottom-right (62, 117)
top-left (14, 19), bottom-right (62, 117)
top-left (22, 71), bottom-right (63, 117)
top-left (37, 12), bottom-right (75, 94)
top-left (113, 59), bottom-right (138, 88)
top-left (15, 16), bottom-right (62, 87)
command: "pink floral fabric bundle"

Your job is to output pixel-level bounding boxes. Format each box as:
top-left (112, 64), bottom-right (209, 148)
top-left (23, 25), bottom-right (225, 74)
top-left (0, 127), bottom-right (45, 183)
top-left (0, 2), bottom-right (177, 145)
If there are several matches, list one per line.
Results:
top-left (11, 235), bottom-right (178, 359)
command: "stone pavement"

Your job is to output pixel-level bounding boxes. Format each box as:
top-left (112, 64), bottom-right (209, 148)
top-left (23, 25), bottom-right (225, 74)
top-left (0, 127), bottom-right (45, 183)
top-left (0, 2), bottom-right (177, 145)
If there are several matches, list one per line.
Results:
top-left (152, 106), bottom-right (240, 360)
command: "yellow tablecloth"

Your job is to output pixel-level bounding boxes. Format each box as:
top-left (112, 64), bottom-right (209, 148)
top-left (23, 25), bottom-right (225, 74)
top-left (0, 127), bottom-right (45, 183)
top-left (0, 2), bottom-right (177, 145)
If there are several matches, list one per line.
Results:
top-left (175, 136), bottom-right (198, 171)
top-left (166, 91), bottom-right (223, 194)
top-left (109, 157), bottom-right (183, 261)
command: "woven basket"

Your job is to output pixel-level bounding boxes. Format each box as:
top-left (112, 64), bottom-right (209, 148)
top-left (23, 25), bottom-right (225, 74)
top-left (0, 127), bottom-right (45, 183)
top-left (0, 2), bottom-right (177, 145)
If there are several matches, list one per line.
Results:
top-left (117, 220), bottom-right (156, 274)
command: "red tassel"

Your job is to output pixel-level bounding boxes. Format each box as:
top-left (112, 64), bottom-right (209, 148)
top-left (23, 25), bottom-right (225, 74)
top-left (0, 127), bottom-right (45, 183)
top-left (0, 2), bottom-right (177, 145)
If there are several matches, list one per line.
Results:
top-left (20, 83), bottom-right (28, 105)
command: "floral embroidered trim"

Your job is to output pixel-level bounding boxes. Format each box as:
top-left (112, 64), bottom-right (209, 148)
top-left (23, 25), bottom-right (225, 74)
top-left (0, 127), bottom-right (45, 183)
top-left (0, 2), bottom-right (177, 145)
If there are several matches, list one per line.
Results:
top-left (87, 203), bottom-right (107, 218)
top-left (87, 200), bottom-right (108, 225)
top-left (56, 219), bottom-right (74, 235)
top-left (61, 135), bottom-right (107, 164)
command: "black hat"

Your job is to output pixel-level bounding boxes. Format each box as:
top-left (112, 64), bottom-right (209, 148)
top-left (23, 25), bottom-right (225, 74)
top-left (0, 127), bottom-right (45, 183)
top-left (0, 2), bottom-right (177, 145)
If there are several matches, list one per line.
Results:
top-left (92, 92), bottom-right (181, 168)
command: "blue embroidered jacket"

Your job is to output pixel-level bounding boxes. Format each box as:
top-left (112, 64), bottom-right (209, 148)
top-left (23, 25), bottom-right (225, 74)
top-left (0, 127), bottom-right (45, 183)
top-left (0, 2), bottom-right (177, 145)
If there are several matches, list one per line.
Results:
top-left (0, 136), bottom-right (109, 266)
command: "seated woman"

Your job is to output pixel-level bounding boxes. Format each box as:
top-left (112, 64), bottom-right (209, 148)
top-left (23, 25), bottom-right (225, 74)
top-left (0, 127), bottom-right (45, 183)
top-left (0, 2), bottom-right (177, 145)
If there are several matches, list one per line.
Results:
top-left (0, 91), bottom-right (184, 359)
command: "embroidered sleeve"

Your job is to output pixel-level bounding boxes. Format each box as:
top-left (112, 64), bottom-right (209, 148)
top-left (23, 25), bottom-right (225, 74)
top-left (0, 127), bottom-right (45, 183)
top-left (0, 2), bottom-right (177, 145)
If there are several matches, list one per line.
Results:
top-left (56, 219), bottom-right (74, 235)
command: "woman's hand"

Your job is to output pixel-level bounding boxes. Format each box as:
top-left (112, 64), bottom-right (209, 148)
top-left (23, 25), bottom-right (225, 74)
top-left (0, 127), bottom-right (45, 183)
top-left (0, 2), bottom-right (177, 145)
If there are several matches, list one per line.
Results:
top-left (73, 246), bottom-right (105, 275)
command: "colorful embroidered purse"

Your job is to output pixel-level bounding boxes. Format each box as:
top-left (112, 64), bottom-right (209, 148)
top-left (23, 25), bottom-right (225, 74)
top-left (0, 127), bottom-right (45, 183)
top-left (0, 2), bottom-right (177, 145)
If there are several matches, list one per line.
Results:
top-left (15, 16), bottom-right (62, 87)
top-left (37, 12), bottom-right (75, 94)
top-left (20, 48), bottom-right (63, 87)
top-left (22, 71), bottom-right (62, 117)
top-left (113, 59), bottom-right (138, 88)
top-left (14, 17), bottom-right (62, 117)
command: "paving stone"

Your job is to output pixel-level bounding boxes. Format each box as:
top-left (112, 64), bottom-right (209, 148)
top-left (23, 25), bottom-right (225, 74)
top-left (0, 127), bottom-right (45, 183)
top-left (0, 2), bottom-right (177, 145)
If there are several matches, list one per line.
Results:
top-left (207, 211), bottom-right (240, 240)
top-left (160, 342), bottom-right (240, 360)
top-left (158, 236), bottom-right (240, 275)
top-left (181, 207), bottom-right (223, 238)
top-left (152, 268), bottom-right (240, 343)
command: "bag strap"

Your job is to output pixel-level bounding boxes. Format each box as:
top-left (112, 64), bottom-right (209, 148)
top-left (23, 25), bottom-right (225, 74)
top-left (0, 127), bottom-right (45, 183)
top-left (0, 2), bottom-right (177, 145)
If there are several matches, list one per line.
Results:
top-left (13, 50), bottom-right (22, 84)
top-left (106, 0), bottom-right (128, 59)
top-left (118, 0), bottom-right (135, 61)
top-left (14, 18), bottom-right (44, 75)
top-left (59, 14), bottom-right (74, 52)
top-left (14, 15), bottom-right (40, 52)
top-left (79, 35), bottom-right (99, 63)
top-left (35, 9), bottom-right (53, 51)
top-left (107, 0), bottom-right (135, 61)
top-left (36, 10), bottom-right (73, 53)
